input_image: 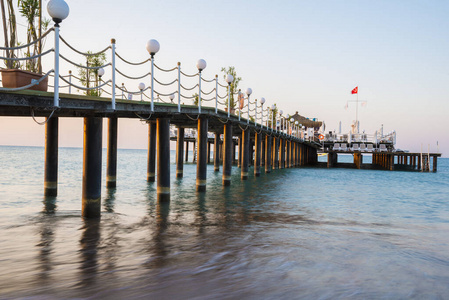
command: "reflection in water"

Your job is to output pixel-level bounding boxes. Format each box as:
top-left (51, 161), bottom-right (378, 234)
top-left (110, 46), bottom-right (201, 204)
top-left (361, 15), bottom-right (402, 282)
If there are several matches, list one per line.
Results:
top-left (104, 188), bottom-right (116, 213)
top-left (36, 196), bottom-right (57, 283)
top-left (150, 201), bottom-right (170, 268)
top-left (78, 218), bottom-right (101, 289)
top-left (42, 195), bottom-right (57, 214)
top-left (196, 192), bottom-right (207, 234)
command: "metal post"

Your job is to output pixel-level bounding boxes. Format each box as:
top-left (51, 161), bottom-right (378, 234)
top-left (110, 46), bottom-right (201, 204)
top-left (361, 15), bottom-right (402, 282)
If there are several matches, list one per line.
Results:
top-left (68, 70), bottom-right (72, 94)
top-left (82, 117), bottom-right (103, 218)
top-left (157, 118), bottom-right (170, 202)
top-left (238, 136), bottom-right (242, 168)
top-left (274, 136), bottom-right (279, 169)
top-left (53, 24), bottom-right (60, 107)
top-left (227, 83), bottom-right (231, 118)
top-left (223, 123), bottom-right (233, 185)
top-left (176, 127), bottom-right (184, 178)
top-left (254, 132), bottom-right (262, 177)
top-left (106, 117), bottom-right (118, 188)
top-left (196, 117), bottom-right (208, 191)
top-left (215, 75), bottom-right (218, 114)
top-left (147, 122), bottom-right (156, 182)
top-left (198, 71), bottom-right (202, 114)
top-left (177, 62), bottom-right (181, 113)
top-left (280, 138), bottom-right (285, 169)
top-left (214, 132), bottom-right (220, 171)
top-left (241, 129), bottom-right (250, 179)
top-left (247, 94), bottom-right (250, 124)
top-left (150, 55), bottom-right (155, 112)
top-left (44, 116), bottom-right (58, 196)
top-left (265, 135), bottom-right (272, 173)
top-left (111, 39), bottom-right (116, 110)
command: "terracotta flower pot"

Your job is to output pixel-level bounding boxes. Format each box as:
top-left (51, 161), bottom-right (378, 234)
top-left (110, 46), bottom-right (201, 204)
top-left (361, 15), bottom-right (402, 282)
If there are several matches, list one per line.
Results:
top-left (1, 69), bottom-right (48, 91)
top-left (224, 107), bottom-right (236, 114)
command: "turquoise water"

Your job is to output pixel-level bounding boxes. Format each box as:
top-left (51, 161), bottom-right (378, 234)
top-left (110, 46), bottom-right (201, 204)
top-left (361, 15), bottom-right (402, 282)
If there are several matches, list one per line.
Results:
top-left (1, 146), bottom-right (449, 299)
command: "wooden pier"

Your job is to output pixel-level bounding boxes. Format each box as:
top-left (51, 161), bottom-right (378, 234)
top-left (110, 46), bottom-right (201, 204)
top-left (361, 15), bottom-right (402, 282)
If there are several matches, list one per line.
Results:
top-left (321, 150), bottom-right (441, 172)
top-left (0, 90), bottom-right (319, 218)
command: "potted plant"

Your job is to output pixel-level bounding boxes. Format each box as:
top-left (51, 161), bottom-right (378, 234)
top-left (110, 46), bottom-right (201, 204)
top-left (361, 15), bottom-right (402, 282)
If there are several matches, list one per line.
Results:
top-left (1, 0), bottom-right (50, 91)
top-left (221, 66), bottom-right (241, 114)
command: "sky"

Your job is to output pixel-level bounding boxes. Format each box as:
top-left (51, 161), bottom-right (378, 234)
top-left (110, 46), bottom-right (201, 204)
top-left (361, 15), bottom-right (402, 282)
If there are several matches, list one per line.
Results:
top-left (1, 0), bottom-right (448, 156)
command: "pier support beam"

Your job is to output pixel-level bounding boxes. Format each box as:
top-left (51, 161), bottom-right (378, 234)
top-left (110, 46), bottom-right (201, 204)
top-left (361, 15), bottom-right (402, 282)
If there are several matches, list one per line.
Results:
top-left (279, 138), bottom-right (285, 169)
top-left (196, 117), bottom-right (208, 192)
top-left (147, 122), bottom-right (157, 182)
top-left (157, 118), bottom-right (170, 202)
top-left (238, 136), bottom-right (242, 168)
top-left (328, 152), bottom-right (338, 168)
top-left (273, 137), bottom-right (279, 169)
top-left (44, 116), bottom-right (58, 196)
top-left (207, 141), bottom-right (211, 164)
top-left (222, 123), bottom-right (233, 186)
top-left (82, 117), bottom-right (103, 218)
top-left (214, 132), bottom-right (220, 172)
top-left (176, 127), bottom-right (184, 178)
top-left (254, 132), bottom-right (262, 177)
top-left (185, 140), bottom-right (189, 162)
top-left (286, 140), bottom-right (290, 168)
top-left (354, 152), bottom-right (362, 169)
top-left (106, 117), bottom-right (118, 188)
top-left (241, 129), bottom-right (250, 179)
top-left (265, 135), bottom-right (272, 173)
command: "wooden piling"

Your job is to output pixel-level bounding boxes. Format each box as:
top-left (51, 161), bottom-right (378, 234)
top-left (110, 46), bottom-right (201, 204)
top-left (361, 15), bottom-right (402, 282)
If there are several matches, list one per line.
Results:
top-left (214, 132), bottom-right (220, 172)
top-left (241, 129), bottom-right (250, 179)
top-left (196, 117), bottom-right (208, 192)
top-left (82, 117), bottom-right (103, 218)
top-left (44, 116), bottom-right (58, 197)
top-left (157, 118), bottom-right (170, 202)
top-left (279, 138), bottom-right (285, 169)
top-left (106, 117), bottom-right (118, 188)
top-left (223, 123), bottom-right (233, 185)
top-left (265, 135), bottom-right (272, 173)
top-left (176, 127), bottom-right (184, 178)
top-left (147, 122), bottom-right (156, 182)
top-left (254, 132), bottom-right (262, 177)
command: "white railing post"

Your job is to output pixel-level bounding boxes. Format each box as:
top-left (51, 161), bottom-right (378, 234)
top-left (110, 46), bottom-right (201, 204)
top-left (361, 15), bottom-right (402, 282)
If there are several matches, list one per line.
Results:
top-left (215, 75), bottom-right (218, 114)
top-left (198, 71), bottom-right (202, 114)
top-left (111, 38), bottom-right (116, 110)
top-left (150, 56), bottom-right (155, 111)
top-left (255, 100), bottom-right (258, 126)
top-left (68, 70), bottom-right (72, 94)
top-left (177, 62), bottom-right (181, 113)
top-left (247, 95), bottom-right (250, 124)
top-left (53, 24), bottom-right (60, 107)
top-left (227, 84), bottom-right (231, 118)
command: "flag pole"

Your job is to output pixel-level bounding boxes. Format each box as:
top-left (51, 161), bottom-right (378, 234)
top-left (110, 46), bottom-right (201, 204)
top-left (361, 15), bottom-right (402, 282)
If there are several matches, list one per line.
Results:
top-left (356, 86), bottom-right (359, 133)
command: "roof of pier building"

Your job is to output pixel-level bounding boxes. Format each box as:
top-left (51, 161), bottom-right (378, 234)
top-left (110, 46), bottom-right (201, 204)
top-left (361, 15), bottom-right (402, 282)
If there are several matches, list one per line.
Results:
top-left (290, 111), bottom-right (322, 129)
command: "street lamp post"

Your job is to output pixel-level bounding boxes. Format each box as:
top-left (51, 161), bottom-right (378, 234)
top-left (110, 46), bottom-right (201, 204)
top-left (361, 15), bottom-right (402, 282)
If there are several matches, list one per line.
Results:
top-left (196, 59), bottom-right (207, 114)
top-left (246, 88), bottom-right (252, 124)
top-left (47, 0), bottom-right (69, 107)
top-left (260, 97), bottom-right (265, 128)
top-left (138, 82), bottom-right (145, 101)
top-left (146, 39), bottom-right (160, 112)
top-left (271, 104), bottom-right (275, 132)
top-left (225, 74), bottom-right (233, 118)
top-left (97, 67), bottom-right (104, 96)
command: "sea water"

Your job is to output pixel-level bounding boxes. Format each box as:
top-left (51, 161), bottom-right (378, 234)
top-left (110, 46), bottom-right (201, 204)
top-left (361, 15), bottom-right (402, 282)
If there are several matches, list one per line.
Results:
top-left (1, 146), bottom-right (448, 299)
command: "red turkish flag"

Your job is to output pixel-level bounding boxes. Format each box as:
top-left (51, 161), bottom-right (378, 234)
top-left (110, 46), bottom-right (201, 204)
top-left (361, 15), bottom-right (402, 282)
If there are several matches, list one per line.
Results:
top-left (351, 86), bottom-right (358, 94)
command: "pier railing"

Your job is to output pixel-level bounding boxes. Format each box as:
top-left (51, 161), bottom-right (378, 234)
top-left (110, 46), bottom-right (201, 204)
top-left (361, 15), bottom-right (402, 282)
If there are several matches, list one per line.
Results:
top-left (0, 27), bottom-right (316, 141)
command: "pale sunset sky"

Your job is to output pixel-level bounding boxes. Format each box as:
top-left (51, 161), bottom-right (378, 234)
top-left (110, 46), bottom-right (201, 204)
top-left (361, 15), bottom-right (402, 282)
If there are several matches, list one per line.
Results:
top-left (1, 0), bottom-right (448, 156)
